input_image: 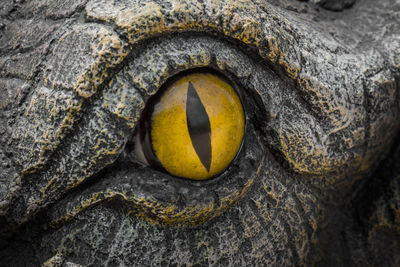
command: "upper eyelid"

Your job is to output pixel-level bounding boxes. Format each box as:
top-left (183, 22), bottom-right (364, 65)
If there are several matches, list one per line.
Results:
top-left (109, 34), bottom-right (284, 125)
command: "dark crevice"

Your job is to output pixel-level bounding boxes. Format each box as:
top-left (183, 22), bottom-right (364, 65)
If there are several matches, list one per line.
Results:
top-left (352, 130), bottom-right (400, 231)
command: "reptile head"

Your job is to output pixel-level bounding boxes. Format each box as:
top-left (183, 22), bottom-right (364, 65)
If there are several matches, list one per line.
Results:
top-left (0, 0), bottom-right (399, 265)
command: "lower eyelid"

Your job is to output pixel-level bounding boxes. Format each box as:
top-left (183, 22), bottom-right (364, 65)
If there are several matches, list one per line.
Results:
top-left (49, 129), bottom-right (265, 227)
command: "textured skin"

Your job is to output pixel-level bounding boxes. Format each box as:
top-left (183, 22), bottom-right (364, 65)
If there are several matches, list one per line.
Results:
top-left (0, 0), bottom-right (399, 266)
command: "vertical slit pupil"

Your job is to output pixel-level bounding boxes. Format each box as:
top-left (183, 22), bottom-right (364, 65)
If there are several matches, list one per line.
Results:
top-left (186, 82), bottom-right (212, 172)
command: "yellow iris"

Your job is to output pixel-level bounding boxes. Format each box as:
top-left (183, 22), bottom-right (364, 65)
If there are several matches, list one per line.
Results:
top-left (151, 72), bottom-right (245, 180)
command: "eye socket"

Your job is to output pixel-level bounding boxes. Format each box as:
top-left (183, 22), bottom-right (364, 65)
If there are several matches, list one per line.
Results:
top-left (42, 35), bottom-right (270, 226)
top-left (135, 70), bottom-right (245, 180)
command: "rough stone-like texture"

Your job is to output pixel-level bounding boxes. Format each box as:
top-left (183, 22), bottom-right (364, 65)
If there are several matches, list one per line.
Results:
top-left (0, 0), bottom-right (399, 266)
top-left (309, 0), bottom-right (356, 11)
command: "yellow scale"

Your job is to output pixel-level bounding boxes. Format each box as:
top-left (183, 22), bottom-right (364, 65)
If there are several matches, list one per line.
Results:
top-left (150, 72), bottom-right (245, 180)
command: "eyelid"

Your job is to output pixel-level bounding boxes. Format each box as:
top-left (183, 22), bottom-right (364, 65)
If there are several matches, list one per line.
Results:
top-left (43, 34), bottom-right (271, 226)
top-left (93, 34), bottom-right (278, 222)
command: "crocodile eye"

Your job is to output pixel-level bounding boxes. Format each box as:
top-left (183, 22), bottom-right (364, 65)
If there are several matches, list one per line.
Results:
top-left (136, 70), bottom-right (245, 180)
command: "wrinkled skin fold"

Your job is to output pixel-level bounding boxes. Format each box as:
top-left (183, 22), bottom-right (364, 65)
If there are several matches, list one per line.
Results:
top-left (0, 0), bottom-right (399, 266)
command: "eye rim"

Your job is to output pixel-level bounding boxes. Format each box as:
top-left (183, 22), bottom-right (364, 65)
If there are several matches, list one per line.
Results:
top-left (135, 67), bottom-right (247, 181)
top-left (50, 33), bottom-right (281, 226)
top-left (114, 34), bottom-right (279, 224)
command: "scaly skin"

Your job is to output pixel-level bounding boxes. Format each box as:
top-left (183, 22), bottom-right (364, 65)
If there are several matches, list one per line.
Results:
top-left (0, 0), bottom-right (399, 265)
